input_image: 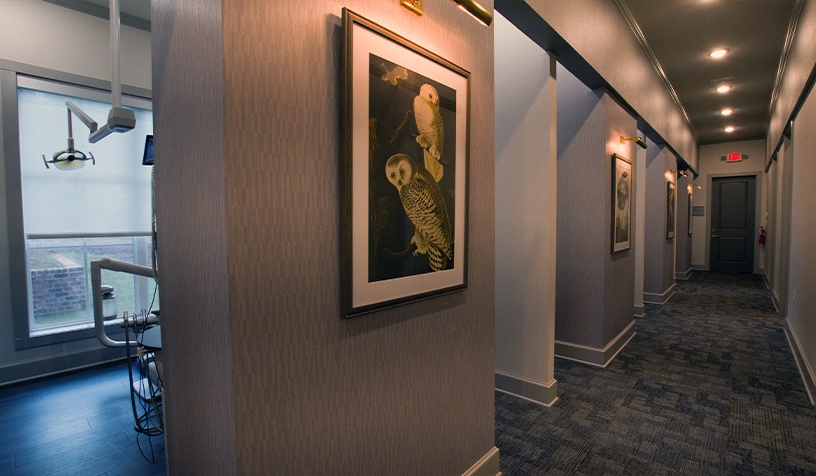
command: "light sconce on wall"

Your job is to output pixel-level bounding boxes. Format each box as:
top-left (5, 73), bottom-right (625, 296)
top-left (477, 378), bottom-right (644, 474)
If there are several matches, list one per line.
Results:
top-left (668, 169), bottom-right (689, 178)
top-left (451, 0), bottom-right (493, 26)
top-left (400, 0), bottom-right (424, 16)
top-left (620, 135), bottom-right (647, 149)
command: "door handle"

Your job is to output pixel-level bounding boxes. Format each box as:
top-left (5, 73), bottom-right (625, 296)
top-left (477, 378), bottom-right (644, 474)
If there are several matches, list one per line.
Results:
top-left (711, 229), bottom-right (719, 238)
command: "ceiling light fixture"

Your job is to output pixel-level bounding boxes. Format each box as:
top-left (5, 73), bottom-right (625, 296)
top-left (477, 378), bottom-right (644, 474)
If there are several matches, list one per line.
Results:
top-left (451, 0), bottom-right (493, 26)
top-left (716, 84), bottom-right (731, 94)
top-left (721, 108), bottom-right (733, 116)
top-left (724, 126), bottom-right (735, 133)
top-left (709, 48), bottom-right (729, 59)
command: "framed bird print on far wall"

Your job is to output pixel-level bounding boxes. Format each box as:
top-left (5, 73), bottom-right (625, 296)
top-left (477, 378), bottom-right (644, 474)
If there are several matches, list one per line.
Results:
top-left (612, 153), bottom-right (632, 253)
top-left (667, 181), bottom-right (676, 239)
top-left (342, 8), bottom-right (469, 317)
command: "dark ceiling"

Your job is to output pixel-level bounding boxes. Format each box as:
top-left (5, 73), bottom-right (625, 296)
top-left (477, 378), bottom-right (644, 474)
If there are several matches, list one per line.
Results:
top-left (625, 0), bottom-right (796, 145)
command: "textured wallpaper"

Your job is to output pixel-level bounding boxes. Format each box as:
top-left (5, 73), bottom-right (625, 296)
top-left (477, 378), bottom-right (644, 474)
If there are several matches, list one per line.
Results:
top-left (644, 143), bottom-right (677, 297)
top-left (155, 0), bottom-right (496, 473)
top-left (556, 65), bottom-right (636, 349)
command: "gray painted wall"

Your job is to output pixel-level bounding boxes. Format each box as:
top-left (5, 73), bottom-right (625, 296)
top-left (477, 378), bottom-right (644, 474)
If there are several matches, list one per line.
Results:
top-left (767, 137), bottom-right (793, 313)
top-left (0, 1), bottom-right (151, 384)
top-left (644, 141), bottom-right (676, 297)
top-left (767, 0), bottom-right (816, 159)
top-left (153, 0), bottom-right (496, 472)
top-left (675, 173), bottom-right (692, 276)
top-left (788, 84), bottom-right (816, 388)
top-left (495, 13), bottom-right (557, 392)
top-left (497, 0), bottom-right (698, 170)
top-left (556, 64), bottom-right (636, 349)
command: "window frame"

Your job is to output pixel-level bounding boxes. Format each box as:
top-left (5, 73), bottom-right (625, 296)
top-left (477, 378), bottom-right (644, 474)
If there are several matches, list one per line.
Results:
top-left (1, 60), bottom-right (152, 350)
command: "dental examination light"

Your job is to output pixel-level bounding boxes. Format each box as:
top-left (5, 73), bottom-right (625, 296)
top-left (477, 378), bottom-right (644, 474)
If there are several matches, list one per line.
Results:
top-left (42, 102), bottom-right (96, 170)
top-left (42, 0), bottom-right (135, 169)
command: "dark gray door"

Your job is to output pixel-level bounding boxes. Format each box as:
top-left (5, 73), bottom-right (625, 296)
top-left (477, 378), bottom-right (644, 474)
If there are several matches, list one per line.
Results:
top-left (710, 176), bottom-right (756, 273)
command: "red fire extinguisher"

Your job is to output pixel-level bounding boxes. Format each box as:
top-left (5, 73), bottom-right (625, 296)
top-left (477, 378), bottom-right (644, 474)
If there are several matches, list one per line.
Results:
top-left (759, 226), bottom-right (766, 245)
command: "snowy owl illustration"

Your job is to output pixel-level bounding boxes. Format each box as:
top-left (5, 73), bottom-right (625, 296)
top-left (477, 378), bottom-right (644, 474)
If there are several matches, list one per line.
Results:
top-left (413, 83), bottom-right (444, 183)
top-left (385, 153), bottom-right (452, 271)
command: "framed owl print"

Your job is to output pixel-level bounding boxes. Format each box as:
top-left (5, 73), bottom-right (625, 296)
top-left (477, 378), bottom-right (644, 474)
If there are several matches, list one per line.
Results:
top-left (342, 9), bottom-right (469, 317)
top-left (667, 181), bottom-right (676, 239)
top-left (612, 153), bottom-right (632, 253)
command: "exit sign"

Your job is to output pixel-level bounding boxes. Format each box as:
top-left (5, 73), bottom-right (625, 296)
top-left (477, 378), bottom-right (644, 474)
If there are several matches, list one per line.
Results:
top-left (727, 152), bottom-right (742, 162)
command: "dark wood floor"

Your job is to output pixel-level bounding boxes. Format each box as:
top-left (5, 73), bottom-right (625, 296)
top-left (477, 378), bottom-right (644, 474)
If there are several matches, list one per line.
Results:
top-left (0, 362), bottom-right (166, 475)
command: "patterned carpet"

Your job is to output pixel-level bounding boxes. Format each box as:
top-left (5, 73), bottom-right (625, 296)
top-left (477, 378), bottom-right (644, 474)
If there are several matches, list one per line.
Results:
top-left (495, 272), bottom-right (816, 475)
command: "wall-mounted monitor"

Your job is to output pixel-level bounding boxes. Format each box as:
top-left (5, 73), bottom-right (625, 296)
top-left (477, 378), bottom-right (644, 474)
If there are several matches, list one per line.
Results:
top-left (142, 134), bottom-right (154, 166)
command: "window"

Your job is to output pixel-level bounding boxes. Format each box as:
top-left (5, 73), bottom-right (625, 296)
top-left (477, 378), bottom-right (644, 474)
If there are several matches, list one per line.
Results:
top-left (4, 71), bottom-right (155, 346)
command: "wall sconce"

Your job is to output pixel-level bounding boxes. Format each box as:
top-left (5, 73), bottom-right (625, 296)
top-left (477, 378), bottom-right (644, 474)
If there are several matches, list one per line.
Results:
top-left (451, 0), bottom-right (493, 26)
top-left (678, 169), bottom-right (688, 177)
top-left (400, 0), bottom-right (424, 16)
top-left (695, 184), bottom-right (703, 190)
top-left (620, 135), bottom-right (647, 149)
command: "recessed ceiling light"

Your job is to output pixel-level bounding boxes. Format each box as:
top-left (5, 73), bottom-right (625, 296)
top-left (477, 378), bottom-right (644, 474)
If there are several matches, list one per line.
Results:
top-left (721, 108), bottom-right (733, 116)
top-left (709, 48), bottom-right (729, 59)
top-left (716, 84), bottom-right (731, 94)
top-left (724, 126), bottom-right (735, 133)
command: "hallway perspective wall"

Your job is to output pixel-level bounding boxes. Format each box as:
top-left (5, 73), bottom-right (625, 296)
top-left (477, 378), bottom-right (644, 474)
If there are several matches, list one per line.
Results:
top-left (787, 84), bottom-right (816, 389)
top-left (153, 0), bottom-right (497, 473)
top-left (643, 140), bottom-right (677, 303)
top-left (675, 173), bottom-right (692, 280)
top-left (555, 64), bottom-right (636, 365)
top-left (767, 138), bottom-right (793, 313)
top-left (495, 13), bottom-right (557, 405)
top-left (691, 139), bottom-right (766, 273)
top-left (495, 0), bottom-right (698, 170)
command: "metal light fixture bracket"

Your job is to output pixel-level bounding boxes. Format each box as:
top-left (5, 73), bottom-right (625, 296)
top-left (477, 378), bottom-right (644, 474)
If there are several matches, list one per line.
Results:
top-left (400, 0), bottom-right (424, 16)
top-left (620, 135), bottom-right (647, 149)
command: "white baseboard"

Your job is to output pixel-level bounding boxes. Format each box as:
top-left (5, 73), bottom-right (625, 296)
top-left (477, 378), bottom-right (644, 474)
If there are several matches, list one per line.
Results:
top-left (643, 283), bottom-right (676, 305)
top-left (633, 304), bottom-right (645, 318)
top-left (762, 271), bottom-right (771, 289)
top-left (462, 446), bottom-right (501, 476)
top-left (554, 321), bottom-right (636, 368)
top-left (495, 371), bottom-right (558, 407)
top-left (784, 319), bottom-right (816, 407)
top-left (675, 267), bottom-right (692, 280)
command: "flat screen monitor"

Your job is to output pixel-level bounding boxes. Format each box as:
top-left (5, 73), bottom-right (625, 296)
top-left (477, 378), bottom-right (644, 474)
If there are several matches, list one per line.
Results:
top-left (142, 134), bottom-right (154, 166)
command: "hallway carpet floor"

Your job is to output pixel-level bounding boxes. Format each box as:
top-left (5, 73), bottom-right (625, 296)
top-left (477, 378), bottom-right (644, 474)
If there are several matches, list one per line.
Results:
top-left (495, 271), bottom-right (816, 475)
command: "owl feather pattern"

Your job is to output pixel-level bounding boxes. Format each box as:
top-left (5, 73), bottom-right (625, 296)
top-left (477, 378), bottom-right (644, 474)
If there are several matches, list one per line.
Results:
top-left (385, 154), bottom-right (452, 272)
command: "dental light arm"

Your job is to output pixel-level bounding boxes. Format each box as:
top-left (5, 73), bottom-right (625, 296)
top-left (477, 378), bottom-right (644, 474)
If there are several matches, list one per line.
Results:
top-left (43, 0), bottom-right (135, 169)
top-left (65, 99), bottom-right (136, 144)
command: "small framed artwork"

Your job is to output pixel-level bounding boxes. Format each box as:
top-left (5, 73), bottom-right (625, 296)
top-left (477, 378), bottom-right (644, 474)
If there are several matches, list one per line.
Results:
top-left (342, 9), bottom-right (469, 317)
top-left (667, 181), bottom-right (676, 239)
top-left (688, 192), bottom-right (693, 236)
top-left (612, 153), bottom-right (632, 253)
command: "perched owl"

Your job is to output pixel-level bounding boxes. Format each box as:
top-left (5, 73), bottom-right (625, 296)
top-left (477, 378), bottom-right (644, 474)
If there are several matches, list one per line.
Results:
top-left (413, 83), bottom-right (444, 183)
top-left (385, 153), bottom-right (452, 271)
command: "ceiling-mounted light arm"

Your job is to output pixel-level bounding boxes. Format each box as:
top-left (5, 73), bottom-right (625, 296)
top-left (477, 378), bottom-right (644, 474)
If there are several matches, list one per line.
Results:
top-left (66, 101), bottom-right (98, 135)
top-left (110, 0), bottom-right (121, 109)
top-left (451, 0), bottom-right (492, 26)
top-left (85, 0), bottom-right (136, 144)
top-left (42, 102), bottom-right (97, 170)
top-left (620, 135), bottom-right (647, 149)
